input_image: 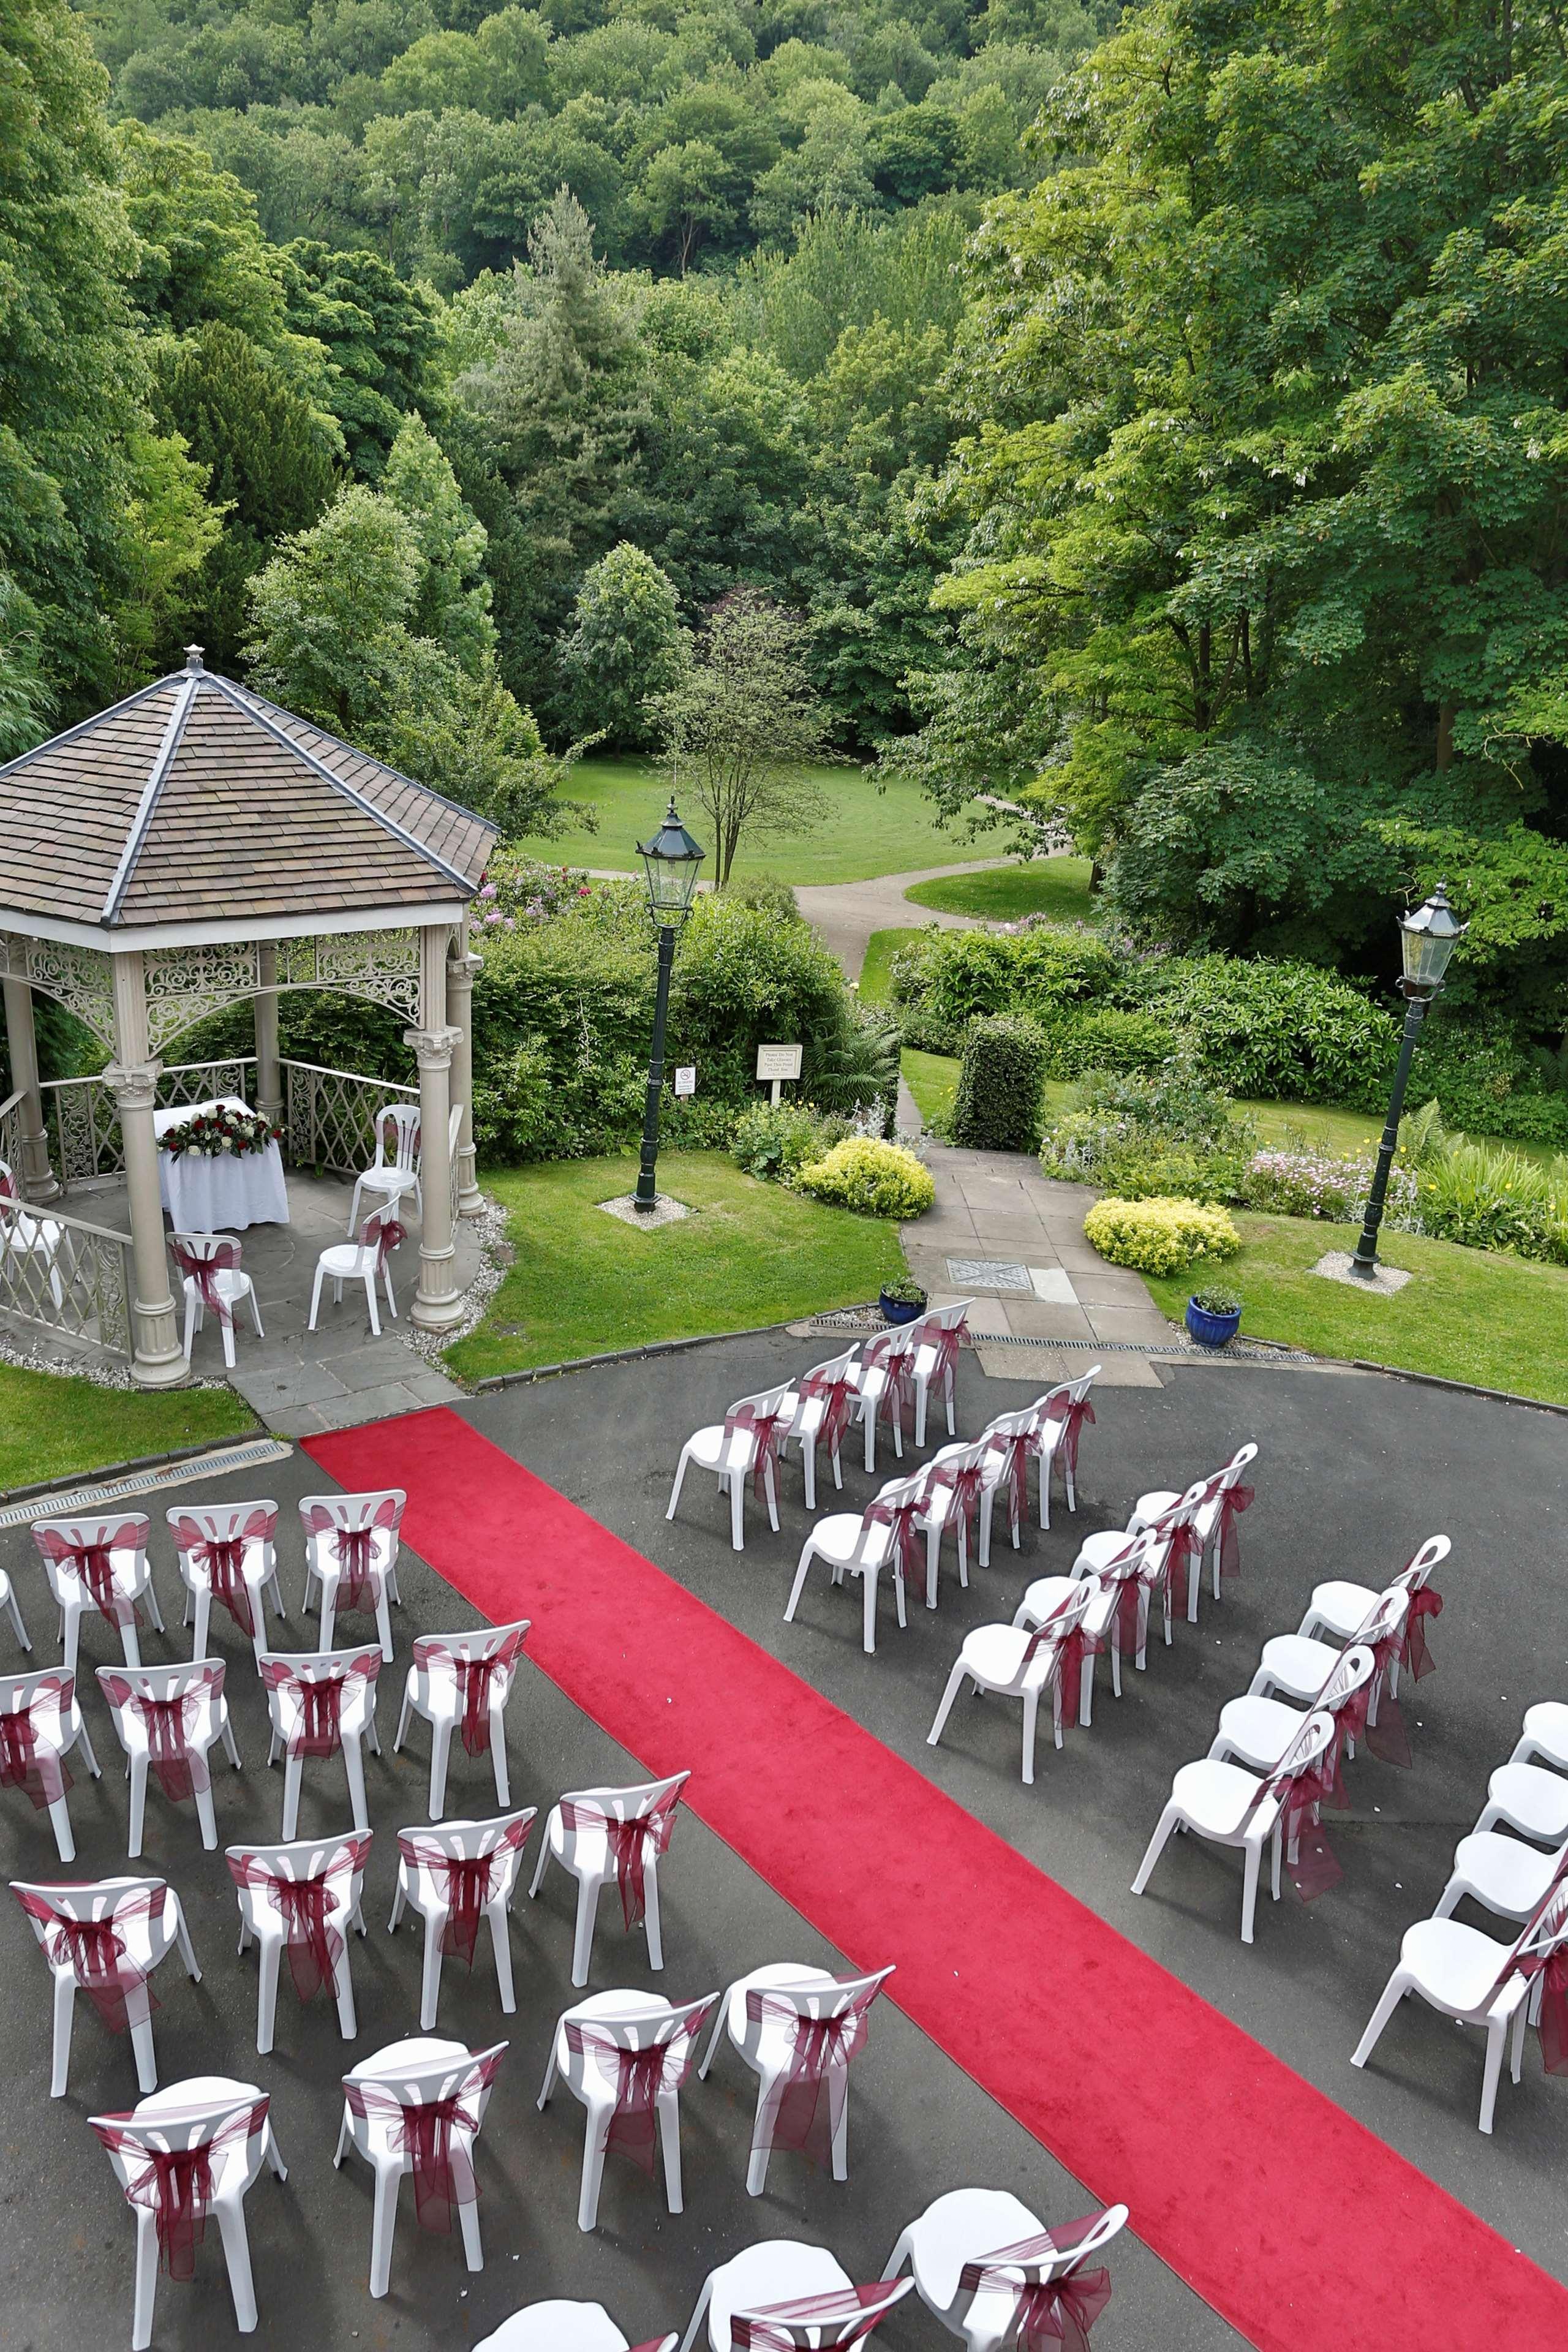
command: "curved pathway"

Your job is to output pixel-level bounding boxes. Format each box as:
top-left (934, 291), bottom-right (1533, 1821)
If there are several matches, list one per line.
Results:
top-left (794, 856), bottom-right (1011, 978)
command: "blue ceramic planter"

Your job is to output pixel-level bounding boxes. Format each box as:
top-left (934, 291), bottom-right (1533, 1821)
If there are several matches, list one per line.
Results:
top-left (1185, 1298), bottom-right (1241, 1348)
top-left (880, 1290), bottom-right (925, 1325)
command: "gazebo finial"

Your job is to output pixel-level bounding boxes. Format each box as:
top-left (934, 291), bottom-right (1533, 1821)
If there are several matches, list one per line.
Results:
top-left (184, 644), bottom-right (205, 674)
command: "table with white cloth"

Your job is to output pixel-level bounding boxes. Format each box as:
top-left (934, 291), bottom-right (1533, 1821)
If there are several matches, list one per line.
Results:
top-left (154, 1097), bottom-right (290, 1232)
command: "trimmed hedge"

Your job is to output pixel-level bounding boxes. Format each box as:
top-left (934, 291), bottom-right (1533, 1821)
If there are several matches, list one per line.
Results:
top-left (952, 1014), bottom-right (1050, 1152)
top-left (794, 1137), bottom-right (935, 1218)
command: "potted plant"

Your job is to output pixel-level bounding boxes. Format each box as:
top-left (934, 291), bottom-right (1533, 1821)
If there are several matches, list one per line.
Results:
top-left (880, 1273), bottom-right (928, 1325)
top-left (1185, 1283), bottom-right (1242, 1348)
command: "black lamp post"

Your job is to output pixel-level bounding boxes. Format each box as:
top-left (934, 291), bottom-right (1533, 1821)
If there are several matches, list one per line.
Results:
top-left (634, 796), bottom-right (706, 1211)
top-left (1348, 882), bottom-right (1468, 1280)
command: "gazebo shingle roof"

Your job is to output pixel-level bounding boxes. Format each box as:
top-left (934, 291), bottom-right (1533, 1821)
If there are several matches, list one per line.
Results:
top-left (0, 656), bottom-right (496, 931)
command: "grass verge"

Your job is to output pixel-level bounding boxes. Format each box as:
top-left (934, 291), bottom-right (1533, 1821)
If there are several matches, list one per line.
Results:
top-left (447, 1150), bottom-right (903, 1380)
top-left (904, 857), bottom-right (1096, 924)
top-left (858, 926), bottom-right (921, 1003)
top-left (902, 1048), bottom-right (959, 1137)
top-left (1139, 1213), bottom-right (1568, 1406)
top-left (0, 1363), bottom-right (257, 1495)
top-left (516, 756), bottom-right (980, 886)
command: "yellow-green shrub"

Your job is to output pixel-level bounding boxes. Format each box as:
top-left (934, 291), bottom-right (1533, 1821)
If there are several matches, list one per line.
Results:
top-left (1083, 1194), bottom-right (1240, 1277)
top-left (794, 1137), bottom-right (935, 1218)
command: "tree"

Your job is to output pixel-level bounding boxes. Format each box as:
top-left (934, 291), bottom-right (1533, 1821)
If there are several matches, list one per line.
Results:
top-left (0, 573), bottom-right (53, 759)
top-left (110, 429), bottom-right (227, 688)
top-left (279, 243), bottom-right (437, 479)
top-left (116, 121), bottom-right (285, 341)
top-left (653, 589), bottom-right (833, 884)
top-left (380, 413), bottom-right (494, 671)
top-left (557, 541), bottom-right (688, 750)
top-left (635, 140), bottom-right (739, 274)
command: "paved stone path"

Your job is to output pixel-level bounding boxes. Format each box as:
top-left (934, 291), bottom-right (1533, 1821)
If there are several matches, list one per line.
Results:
top-left (794, 856), bottom-right (1010, 977)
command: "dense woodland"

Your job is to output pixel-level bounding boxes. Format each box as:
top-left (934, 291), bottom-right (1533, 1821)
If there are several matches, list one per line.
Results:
top-left (6, 0), bottom-right (1568, 1081)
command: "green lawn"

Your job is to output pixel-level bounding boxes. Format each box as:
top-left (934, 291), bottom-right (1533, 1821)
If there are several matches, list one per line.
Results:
top-left (1140, 1213), bottom-right (1568, 1406)
top-left (904, 857), bottom-right (1096, 925)
top-left (516, 755), bottom-right (981, 886)
top-left (902, 1047), bottom-right (959, 1137)
top-left (447, 1150), bottom-right (903, 1380)
top-left (858, 926), bottom-right (921, 1004)
top-left (0, 1362), bottom-right (256, 1496)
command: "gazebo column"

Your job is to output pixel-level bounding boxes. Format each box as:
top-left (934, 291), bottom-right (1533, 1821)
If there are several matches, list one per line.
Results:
top-left (253, 942), bottom-right (282, 1130)
top-left (1, 976), bottom-right (58, 1199)
top-left (446, 921), bottom-right (483, 1218)
top-left (407, 924), bottom-right (463, 1331)
top-left (108, 951), bottom-right (187, 1388)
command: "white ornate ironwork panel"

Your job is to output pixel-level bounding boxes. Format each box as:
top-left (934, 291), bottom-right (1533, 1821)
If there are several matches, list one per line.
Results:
top-left (42, 1060), bottom-right (258, 1191)
top-left (0, 934), bottom-right (116, 1047)
top-left (275, 930), bottom-right (423, 1020)
top-left (0, 1198), bottom-right (133, 1359)
top-left (283, 1058), bottom-right (418, 1180)
top-left (143, 943), bottom-right (262, 1054)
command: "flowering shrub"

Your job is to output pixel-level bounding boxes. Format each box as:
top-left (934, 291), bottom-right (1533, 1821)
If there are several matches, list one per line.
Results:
top-left (1241, 1149), bottom-right (1368, 1221)
top-left (730, 1100), bottom-right (853, 1182)
top-left (1084, 1195), bottom-right (1240, 1276)
top-left (794, 1137), bottom-right (935, 1218)
top-left (1409, 1142), bottom-right (1568, 1262)
top-left (477, 857), bottom-right (597, 932)
top-left (1040, 1061), bottom-right (1251, 1201)
top-left (157, 1104), bottom-right (281, 1159)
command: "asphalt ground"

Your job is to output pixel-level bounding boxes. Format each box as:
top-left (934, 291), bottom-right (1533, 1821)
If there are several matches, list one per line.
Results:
top-left (1, 1340), bottom-right (1564, 2347)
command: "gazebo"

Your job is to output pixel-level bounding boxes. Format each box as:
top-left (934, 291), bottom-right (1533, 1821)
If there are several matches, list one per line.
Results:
top-left (0, 647), bottom-right (497, 1387)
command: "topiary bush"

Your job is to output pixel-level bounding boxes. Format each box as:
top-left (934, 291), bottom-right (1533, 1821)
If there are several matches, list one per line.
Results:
top-left (951, 1014), bottom-right (1050, 1151)
top-left (794, 1137), bottom-right (935, 1218)
top-left (1083, 1195), bottom-right (1241, 1276)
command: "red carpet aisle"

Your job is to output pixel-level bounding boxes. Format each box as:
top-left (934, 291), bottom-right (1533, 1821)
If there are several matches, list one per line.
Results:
top-left (306, 1409), bottom-right (1568, 2352)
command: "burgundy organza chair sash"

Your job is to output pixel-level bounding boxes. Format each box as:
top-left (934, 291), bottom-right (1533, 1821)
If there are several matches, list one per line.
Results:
top-left (993, 1430), bottom-right (1033, 1537)
top-left (723, 1401), bottom-right (788, 1501)
top-left (0, 1676), bottom-right (74, 1809)
top-left (361, 1213), bottom-right (406, 1271)
top-left (15, 1884), bottom-right (168, 2033)
top-left (921, 1314), bottom-right (968, 1395)
top-left (1355, 1623), bottom-right (1412, 1770)
top-left (168, 1238), bottom-right (240, 1326)
top-left (1044, 1393), bottom-right (1095, 1481)
top-left (957, 2216), bottom-right (1114, 2352)
top-left (1402, 1581), bottom-right (1444, 1680)
top-left (1147, 1515), bottom-right (1200, 1610)
top-left (227, 1837), bottom-right (368, 2004)
top-left (1020, 1602), bottom-right (1097, 1701)
top-left (747, 1978), bottom-right (884, 2168)
top-left (864, 1492), bottom-right (925, 1594)
top-left (417, 1629), bottom-right (527, 1756)
top-left (307, 1498), bottom-right (399, 1613)
top-left (262, 1655), bottom-right (379, 1758)
top-left (102, 1675), bottom-right (213, 1803)
top-left (91, 2099), bottom-right (268, 2279)
top-left (174, 1509), bottom-right (273, 1638)
top-left (1243, 1748), bottom-right (1341, 1901)
top-left (1505, 1880), bottom-right (1568, 2075)
top-left (34, 1521), bottom-right (143, 1630)
top-left (933, 1458), bottom-right (986, 1536)
top-left (1213, 1479), bottom-right (1254, 1581)
top-left (560, 1789), bottom-right (680, 1928)
top-left (864, 1333), bottom-right (915, 1430)
top-left (565, 2003), bottom-right (714, 2175)
top-left (729, 2285), bottom-right (897, 2351)
top-left (399, 1817), bottom-right (533, 1964)
top-left (343, 2052), bottom-right (504, 2232)
top-left (799, 1368), bottom-right (858, 1464)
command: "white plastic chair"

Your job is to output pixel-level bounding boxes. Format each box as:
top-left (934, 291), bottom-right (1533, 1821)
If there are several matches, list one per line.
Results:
top-left (666, 1382), bottom-right (793, 1552)
top-left (390, 1809), bottom-right (537, 2030)
top-left (679, 2244), bottom-right (856, 2352)
top-left (530, 1773), bottom-right (688, 1988)
top-left (904, 1299), bottom-right (973, 1447)
top-left (337, 2035), bottom-right (505, 2297)
top-left (885, 2190), bottom-right (1128, 2350)
top-left (394, 1619), bottom-right (530, 1819)
top-left (1133, 1442), bottom-right (1260, 1619)
top-left (848, 1324), bottom-right (922, 1474)
top-left (1248, 1585), bottom-right (1409, 1717)
top-left (1471, 1759), bottom-right (1568, 1845)
top-left (0, 1664), bottom-right (99, 1859)
top-left (1068, 1480), bottom-right (1207, 1661)
top-left (1208, 1644), bottom-right (1376, 1776)
top-left (0, 1569), bottom-right (31, 1656)
top-left (226, 1831), bottom-right (371, 2055)
top-left (33, 1510), bottom-right (162, 1678)
top-left (919, 1438), bottom-right (995, 1598)
top-left (348, 1102), bottom-right (423, 1235)
top-left (90, 2079), bottom-right (287, 2351)
top-left (299, 1488), bottom-right (404, 1659)
top-left (1297, 1535), bottom-right (1450, 1686)
top-left (1510, 1703), bottom-right (1568, 1773)
top-left (169, 1502), bottom-right (286, 1669)
top-left (1435, 1831), bottom-right (1568, 1928)
top-left (1352, 1877), bottom-right (1568, 2131)
top-left (538, 1990), bottom-right (715, 2231)
top-left (1131, 1711), bottom-right (1338, 1943)
top-left (683, 2266), bottom-right (910, 2352)
top-left (0, 1158), bottom-right (65, 1305)
top-left (258, 1645), bottom-right (382, 1836)
top-left (97, 1659), bottom-right (241, 1858)
top-left (696, 1962), bottom-right (893, 2196)
top-left (783, 1469), bottom-right (929, 1654)
top-left (778, 1346), bottom-right (861, 1512)
top-left (1012, 1531), bottom-right (1157, 1726)
top-left (170, 1232), bottom-right (264, 1370)
top-left (309, 1201), bottom-right (404, 1336)
top-left (12, 1874), bottom-right (200, 2097)
top-left (479, 2306), bottom-right (676, 2352)
top-left (978, 1373), bottom-right (1101, 1556)
top-left (929, 1582), bottom-right (1097, 1785)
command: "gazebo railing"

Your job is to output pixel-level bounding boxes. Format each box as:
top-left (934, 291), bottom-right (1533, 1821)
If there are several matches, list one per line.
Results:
top-left (282, 1058), bottom-right (419, 1180)
top-left (0, 1091), bottom-right (134, 1359)
top-left (41, 1059), bottom-right (258, 1192)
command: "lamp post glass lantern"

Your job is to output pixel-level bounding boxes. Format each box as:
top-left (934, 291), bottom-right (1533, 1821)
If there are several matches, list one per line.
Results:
top-left (1349, 883), bottom-right (1467, 1280)
top-left (634, 797), bottom-right (706, 1210)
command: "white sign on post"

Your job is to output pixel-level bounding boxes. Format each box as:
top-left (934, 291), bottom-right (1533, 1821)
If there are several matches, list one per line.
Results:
top-left (756, 1042), bottom-right (803, 1107)
top-left (674, 1065), bottom-right (696, 1097)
